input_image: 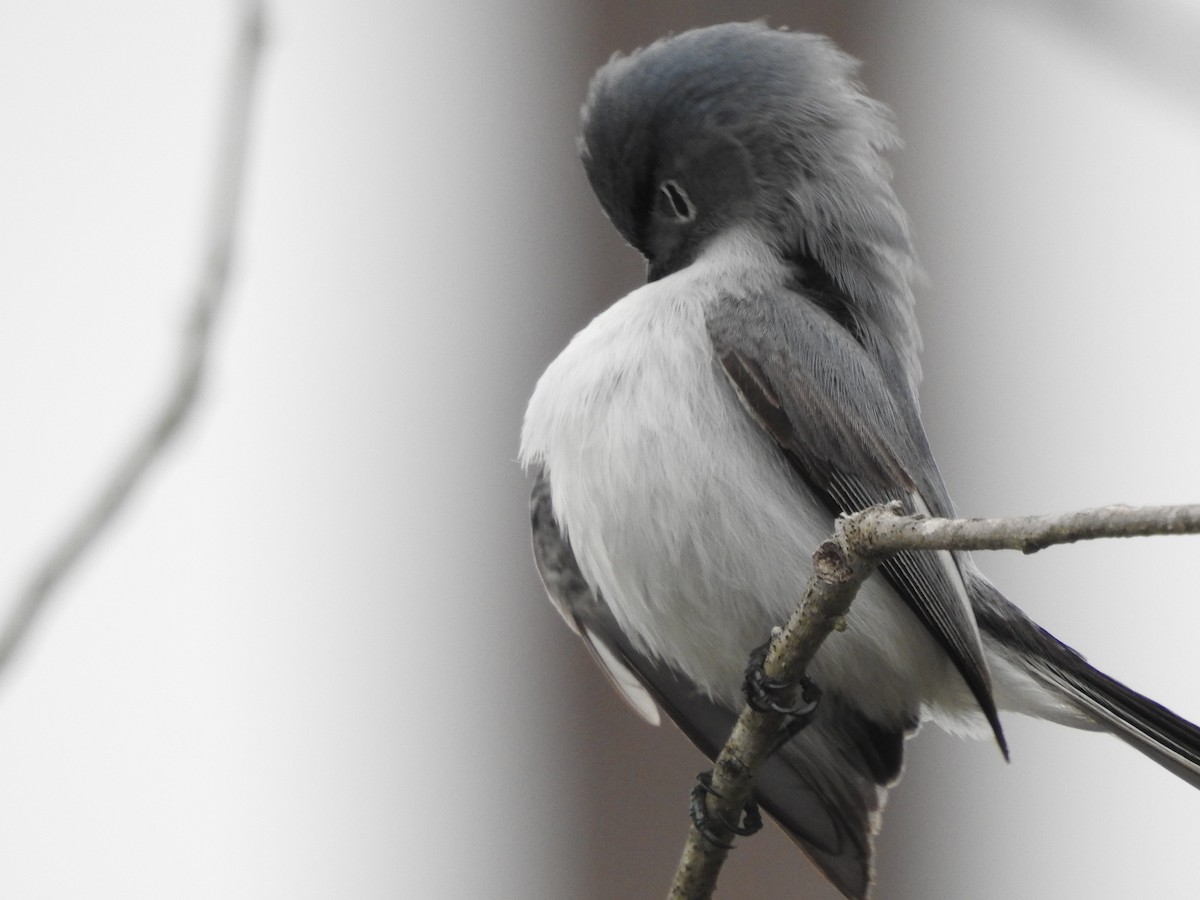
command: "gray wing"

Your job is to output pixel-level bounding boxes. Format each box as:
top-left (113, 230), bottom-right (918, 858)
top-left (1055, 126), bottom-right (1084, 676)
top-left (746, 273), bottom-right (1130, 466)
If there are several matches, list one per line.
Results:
top-left (706, 285), bottom-right (1007, 753)
top-left (531, 468), bottom-right (904, 900)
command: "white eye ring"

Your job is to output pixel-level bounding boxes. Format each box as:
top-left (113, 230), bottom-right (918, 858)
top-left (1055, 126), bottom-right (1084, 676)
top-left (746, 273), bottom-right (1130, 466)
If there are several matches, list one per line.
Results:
top-left (657, 179), bottom-right (696, 222)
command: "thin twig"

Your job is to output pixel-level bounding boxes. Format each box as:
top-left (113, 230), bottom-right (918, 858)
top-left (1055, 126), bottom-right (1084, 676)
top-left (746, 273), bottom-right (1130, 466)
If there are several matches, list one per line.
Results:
top-left (0, 2), bottom-right (267, 681)
top-left (668, 501), bottom-right (1200, 898)
top-left (845, 502), bottom-right (1200, 555)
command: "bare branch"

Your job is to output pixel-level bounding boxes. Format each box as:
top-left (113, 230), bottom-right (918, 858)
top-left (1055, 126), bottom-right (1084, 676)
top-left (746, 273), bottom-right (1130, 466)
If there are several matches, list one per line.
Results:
top-left (0, 2), bottom-right (268, 681)
top-left (668, 501), bottom-right (1200, 898)
top-left (844, 502), bottom-right (1200, 556)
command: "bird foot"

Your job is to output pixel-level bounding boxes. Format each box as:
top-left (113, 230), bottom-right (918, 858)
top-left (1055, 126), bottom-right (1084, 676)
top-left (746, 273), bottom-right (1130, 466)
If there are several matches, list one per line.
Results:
top-left (743, 641), bottom-right (821, 749)
top-left (689, 771), bottom-right (763, 849)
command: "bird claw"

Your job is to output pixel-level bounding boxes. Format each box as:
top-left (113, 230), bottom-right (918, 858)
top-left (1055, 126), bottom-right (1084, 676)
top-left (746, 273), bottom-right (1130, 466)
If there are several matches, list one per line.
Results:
top-left (742, 641), bottom-right (821, 747)
top-left (689, 771), bottom-right (763, 849)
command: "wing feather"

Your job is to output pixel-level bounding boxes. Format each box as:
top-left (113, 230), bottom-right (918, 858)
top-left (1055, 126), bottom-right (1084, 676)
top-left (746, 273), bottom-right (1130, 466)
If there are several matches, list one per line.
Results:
top-left (706, 285), bottom-right (1006, 753)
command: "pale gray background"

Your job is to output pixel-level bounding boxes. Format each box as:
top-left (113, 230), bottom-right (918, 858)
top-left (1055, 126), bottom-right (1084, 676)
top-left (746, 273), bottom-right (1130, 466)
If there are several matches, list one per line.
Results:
top-left (0, 2), bottom-right (1197, 897)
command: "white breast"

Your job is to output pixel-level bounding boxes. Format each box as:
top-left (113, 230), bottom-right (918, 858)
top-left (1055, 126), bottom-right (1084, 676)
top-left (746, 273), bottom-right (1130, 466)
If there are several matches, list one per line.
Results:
top-left (521, 246), bottom-right (966, 728)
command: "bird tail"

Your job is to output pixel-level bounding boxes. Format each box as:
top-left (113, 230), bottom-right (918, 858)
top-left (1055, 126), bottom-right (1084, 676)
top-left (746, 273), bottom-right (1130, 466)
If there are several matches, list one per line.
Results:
top-left (1034, 656), bottom-right (1200, 789)
top-left (965, 566), bottom-right (1200, 788)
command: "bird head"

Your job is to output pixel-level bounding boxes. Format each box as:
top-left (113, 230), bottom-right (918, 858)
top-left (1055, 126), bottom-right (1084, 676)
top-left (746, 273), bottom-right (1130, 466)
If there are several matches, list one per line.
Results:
top-left (579, 22), bottom-right (920, 366)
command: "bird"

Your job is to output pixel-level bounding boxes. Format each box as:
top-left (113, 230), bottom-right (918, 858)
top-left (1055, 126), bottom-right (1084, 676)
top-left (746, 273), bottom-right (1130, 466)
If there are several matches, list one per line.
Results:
top-left (519, 21), bottom-right (1200, 899)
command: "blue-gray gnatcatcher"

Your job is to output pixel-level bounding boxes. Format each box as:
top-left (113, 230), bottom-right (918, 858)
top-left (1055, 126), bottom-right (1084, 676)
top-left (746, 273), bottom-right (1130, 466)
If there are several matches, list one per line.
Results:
top-left (520, 22), bottom-right (1200, 899)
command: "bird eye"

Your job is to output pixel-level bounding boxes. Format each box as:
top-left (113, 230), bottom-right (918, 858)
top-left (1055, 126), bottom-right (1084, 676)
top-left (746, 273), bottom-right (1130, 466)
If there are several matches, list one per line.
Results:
top-left (656, 180), bottom-right (695, 222)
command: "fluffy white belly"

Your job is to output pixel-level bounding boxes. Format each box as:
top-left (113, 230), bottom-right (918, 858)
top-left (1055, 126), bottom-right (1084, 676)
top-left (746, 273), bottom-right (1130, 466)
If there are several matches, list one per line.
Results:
top-left (522, 275), bottom-right (962, 728)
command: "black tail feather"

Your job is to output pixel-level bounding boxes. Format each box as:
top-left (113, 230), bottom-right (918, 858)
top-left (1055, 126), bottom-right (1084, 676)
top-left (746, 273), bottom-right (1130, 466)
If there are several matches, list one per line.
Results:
top-left (966, 566), bottom-right (1200, 788)
top-left (1042, 660), bottom-right (1200, 789)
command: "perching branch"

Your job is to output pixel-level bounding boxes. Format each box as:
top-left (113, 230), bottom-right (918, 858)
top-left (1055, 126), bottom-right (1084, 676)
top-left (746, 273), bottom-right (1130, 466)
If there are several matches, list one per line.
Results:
top-left (842, 502), bottom-right (1200, 556)
top-left (0, 2), bottom-right (267, 682)
top-left (668, 501), bottom-right (1200, 899)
